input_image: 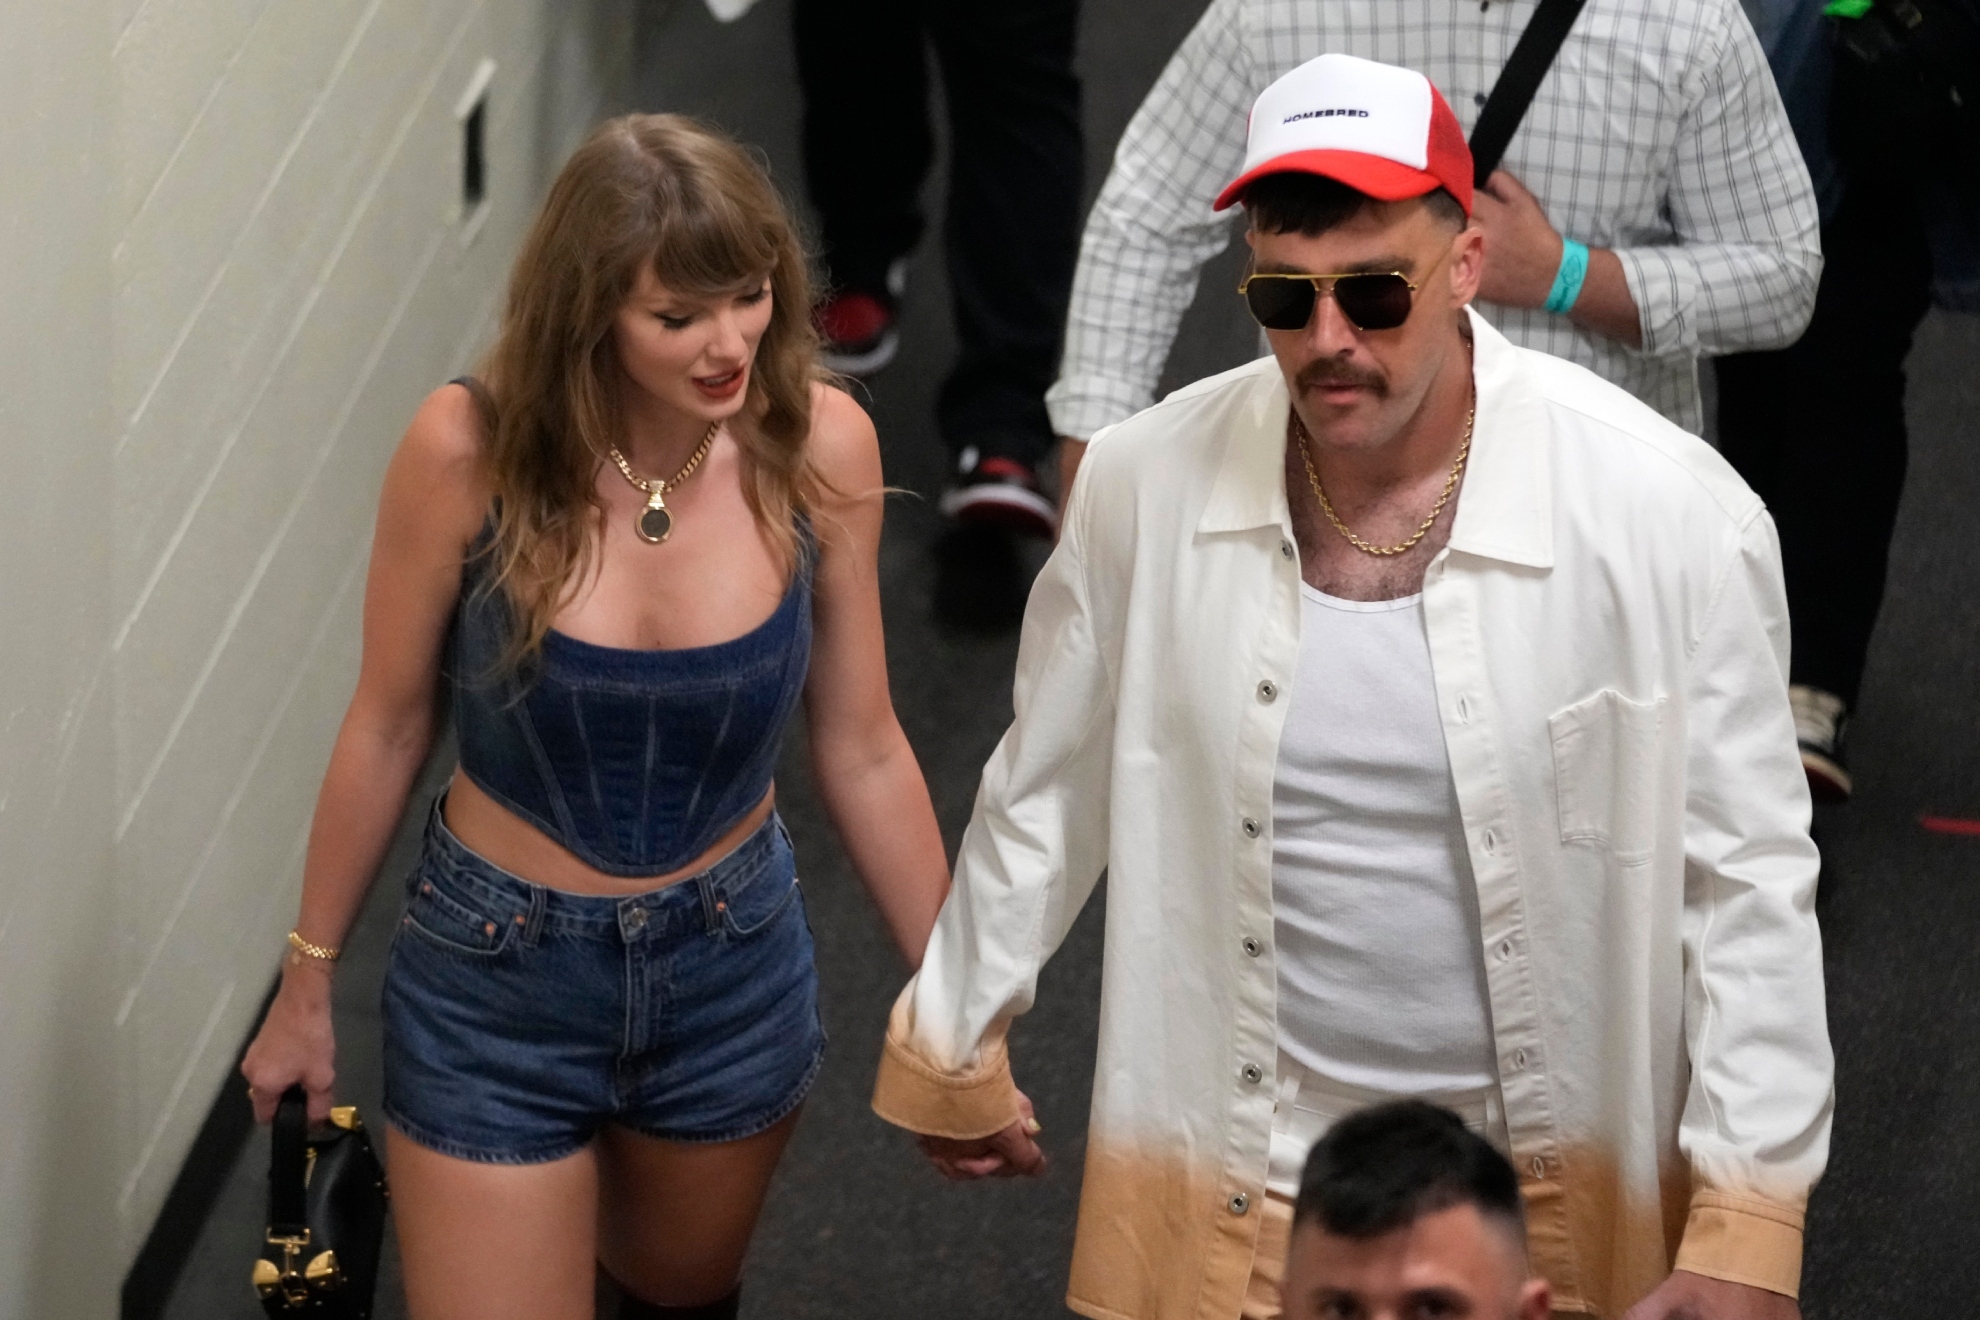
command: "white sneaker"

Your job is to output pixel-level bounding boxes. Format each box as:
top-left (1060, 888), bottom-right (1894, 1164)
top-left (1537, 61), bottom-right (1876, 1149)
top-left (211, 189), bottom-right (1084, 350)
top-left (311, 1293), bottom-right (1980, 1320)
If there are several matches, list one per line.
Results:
top-left (1789, 684), bottom-right (1852, 803)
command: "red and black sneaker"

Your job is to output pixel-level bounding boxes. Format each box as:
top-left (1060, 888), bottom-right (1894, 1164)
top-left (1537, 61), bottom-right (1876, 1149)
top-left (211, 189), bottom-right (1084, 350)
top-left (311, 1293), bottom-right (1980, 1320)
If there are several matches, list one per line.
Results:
top-left (939, 451), bottom-right (1058, 541)
top-left (816, 289), bottom-right (900, 376)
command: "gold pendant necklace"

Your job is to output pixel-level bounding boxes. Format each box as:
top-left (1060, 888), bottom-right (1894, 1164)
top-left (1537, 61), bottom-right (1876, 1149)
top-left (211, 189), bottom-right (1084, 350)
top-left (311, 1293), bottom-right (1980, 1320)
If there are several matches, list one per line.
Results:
top-left (1293, 403), bottom-right (1474, 557)
top-left (607, 422), bottom-right (719, 544)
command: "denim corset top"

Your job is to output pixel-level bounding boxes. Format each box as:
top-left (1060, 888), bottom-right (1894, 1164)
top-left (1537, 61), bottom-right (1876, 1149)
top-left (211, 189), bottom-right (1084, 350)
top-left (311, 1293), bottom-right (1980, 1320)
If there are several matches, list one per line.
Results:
top-left (450, 522), bottom-right (814, 877)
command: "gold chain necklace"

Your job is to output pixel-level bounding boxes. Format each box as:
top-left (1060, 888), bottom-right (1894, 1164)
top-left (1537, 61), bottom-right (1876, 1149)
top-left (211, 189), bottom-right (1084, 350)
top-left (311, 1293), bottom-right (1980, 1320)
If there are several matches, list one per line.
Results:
top-left (607, 422), bottom-right (719, 544)
top-left (1293, 403), bottom-right (1474, 557)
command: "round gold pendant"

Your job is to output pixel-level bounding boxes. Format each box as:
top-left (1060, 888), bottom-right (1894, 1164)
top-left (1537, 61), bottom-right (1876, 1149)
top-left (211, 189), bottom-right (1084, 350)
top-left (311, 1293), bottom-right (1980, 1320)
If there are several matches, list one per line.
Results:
top-left (637, 506), bottom-right (672, 543)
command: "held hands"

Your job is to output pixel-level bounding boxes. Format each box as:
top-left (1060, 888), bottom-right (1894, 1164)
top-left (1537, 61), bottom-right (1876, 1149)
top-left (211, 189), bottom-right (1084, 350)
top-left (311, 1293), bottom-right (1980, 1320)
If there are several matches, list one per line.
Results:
top-left (239, 958), bottom-right (338, 1125)
top-left (1622, 1271), bottom-right (1802, 1320)
top-left (1471, 169), bottom-right (1565, 310)
top-left (916, 1089), bottom-right (1048, 1180)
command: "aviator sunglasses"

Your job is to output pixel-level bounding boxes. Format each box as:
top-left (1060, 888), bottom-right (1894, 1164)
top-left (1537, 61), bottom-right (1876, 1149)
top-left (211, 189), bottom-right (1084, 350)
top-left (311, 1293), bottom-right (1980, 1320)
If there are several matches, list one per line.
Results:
top-left (1238, 270), bottom-right (1419, 332)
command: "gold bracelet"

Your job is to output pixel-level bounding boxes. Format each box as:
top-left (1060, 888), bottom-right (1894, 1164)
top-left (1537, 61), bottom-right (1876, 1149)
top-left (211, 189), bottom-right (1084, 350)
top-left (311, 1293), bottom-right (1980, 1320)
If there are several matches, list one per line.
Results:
top-left (287, 929), bottom-right (340, 963)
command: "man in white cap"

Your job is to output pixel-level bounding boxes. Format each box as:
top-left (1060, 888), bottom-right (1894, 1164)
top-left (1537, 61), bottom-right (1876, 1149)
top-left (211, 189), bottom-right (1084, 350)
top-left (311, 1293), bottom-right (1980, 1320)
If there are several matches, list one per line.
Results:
top-left (873, 54), bottom-right (1831, 1320)
top-left (1048, 0), bottom-right (1820, 498)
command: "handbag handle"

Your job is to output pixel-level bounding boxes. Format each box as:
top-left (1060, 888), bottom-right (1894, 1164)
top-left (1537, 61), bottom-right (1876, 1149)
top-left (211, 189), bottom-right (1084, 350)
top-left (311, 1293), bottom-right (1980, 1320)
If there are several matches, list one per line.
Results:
top-left (1469, 0), bottom-right (1591, 186)
top-left (268, 1085), bottom-right (312, 1241)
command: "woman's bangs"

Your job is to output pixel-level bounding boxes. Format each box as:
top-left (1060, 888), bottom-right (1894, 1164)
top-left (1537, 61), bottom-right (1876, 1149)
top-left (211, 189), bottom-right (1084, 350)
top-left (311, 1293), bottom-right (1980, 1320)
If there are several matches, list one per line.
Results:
top-left (647, 184), bottom-right (780, 299)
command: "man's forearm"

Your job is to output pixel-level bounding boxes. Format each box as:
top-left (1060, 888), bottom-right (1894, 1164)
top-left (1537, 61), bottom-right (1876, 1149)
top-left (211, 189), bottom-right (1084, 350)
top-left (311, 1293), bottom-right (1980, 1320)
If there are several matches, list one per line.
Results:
top-left (1613, 240), bottom-right (1820, 358)
top-left (1473, 172), bottom-right (1643, 349)
top-left (1636, 0), bottom-right (1822, 358)
top-left (1567, 247), bottom-right (1642, 349)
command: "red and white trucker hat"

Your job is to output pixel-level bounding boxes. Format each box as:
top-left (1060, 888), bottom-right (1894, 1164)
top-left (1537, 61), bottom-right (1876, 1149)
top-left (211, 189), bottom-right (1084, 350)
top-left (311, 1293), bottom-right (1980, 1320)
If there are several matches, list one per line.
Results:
top-left (1212, 53), bottom-right (1473, 215)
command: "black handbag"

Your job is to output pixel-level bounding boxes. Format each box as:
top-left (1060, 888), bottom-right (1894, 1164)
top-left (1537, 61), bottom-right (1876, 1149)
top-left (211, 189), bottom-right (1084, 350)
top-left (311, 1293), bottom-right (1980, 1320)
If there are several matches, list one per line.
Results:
top-left (252, 1086), bottom-right (390, 1317)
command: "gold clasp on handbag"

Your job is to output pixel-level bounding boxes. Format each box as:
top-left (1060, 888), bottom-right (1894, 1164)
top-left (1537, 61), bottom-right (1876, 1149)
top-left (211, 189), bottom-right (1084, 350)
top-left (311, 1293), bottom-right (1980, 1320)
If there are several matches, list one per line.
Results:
top-left (305, 1249), bottom-right (343, 1289)
top-left (254, 1230), bottom-right (312, 1306)
top-left (253, 1238), bottom-right (342, 1306)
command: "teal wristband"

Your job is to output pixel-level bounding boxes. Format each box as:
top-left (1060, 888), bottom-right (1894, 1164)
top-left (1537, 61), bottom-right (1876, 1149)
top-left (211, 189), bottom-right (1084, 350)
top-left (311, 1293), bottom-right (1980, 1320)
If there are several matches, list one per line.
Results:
top-left (1544, 238), bottom-right (1590, 314)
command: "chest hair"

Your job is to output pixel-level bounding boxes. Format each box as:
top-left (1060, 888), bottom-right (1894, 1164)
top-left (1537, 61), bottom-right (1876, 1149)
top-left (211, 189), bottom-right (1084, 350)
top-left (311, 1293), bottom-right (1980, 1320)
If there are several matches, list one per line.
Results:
top-left (1282, 437), bottom-right (1463, 602)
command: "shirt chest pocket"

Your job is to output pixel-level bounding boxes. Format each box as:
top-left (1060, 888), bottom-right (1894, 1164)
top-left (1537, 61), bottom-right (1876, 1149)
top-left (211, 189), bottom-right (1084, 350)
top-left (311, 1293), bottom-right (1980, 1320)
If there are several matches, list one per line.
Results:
top-left (1547, 689), bottom-right (1668, 864)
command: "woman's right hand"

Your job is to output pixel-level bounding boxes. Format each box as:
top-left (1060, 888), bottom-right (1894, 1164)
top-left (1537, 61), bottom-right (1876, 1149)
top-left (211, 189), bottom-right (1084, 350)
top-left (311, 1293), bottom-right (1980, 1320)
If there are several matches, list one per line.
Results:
top-left (240, 961), bottom-right (338, 1124)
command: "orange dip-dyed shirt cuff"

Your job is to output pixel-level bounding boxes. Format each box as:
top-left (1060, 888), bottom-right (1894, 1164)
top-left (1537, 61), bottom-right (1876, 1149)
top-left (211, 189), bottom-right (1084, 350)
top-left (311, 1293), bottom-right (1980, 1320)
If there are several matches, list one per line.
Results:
top-left (870, 1027), bottom-right (1022, 1141)
top-left (1672, 1189), bottom-right (1805, 1298)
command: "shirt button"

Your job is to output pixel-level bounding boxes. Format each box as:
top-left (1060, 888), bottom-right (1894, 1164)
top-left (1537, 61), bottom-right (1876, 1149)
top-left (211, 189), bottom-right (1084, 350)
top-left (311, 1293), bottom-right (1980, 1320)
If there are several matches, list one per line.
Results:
top-left (1280, 539), bottom-right (1295, 560)
top-left (1229, 1192), bottom-right (1251, 1215)
top-left (1241, 1063), bottom-right (1263, 1084)
top-left (1242, 817), bottom-right (1261, 838)
top-left (1257, 680), bottom-right (1278, 704)
top-left (1497, 939), bottom-right (1514, 962)
top-left (1513, 1048), bottom-right (1528, 1071)
top-left (1531, 1156), bottom-right (1547, 1178)
top-left (1242, 936), bottom-right (1263, 957)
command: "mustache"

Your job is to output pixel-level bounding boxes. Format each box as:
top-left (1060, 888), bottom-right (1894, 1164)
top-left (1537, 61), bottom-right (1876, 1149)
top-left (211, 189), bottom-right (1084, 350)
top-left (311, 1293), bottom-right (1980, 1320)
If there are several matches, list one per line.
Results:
top-left (1296, 358), bottom-right (1388, 395)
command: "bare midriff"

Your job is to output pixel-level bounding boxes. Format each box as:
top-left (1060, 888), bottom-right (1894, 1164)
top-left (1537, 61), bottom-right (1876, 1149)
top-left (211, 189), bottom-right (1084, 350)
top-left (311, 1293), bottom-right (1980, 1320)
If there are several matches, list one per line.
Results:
top-left (443, 771), bottom-right (776, 897)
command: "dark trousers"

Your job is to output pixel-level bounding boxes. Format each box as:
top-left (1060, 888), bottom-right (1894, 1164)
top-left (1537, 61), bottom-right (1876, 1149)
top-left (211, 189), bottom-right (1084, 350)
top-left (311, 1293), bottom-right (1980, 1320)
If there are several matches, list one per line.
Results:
top-left (1715, 165), bottom-right (1935, 709)
top-left (793, 0), bottom-right (1082, 469)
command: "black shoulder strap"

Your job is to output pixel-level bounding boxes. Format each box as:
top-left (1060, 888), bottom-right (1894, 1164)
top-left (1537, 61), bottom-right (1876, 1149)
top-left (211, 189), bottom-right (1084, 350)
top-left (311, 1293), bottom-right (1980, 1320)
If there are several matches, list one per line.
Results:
top-left (1469, 0), bottom-right (1591, 186)
top-left (268, 1086), bottom-right (310, 1238)
top-left (450, 375), bottom-right (497, 435)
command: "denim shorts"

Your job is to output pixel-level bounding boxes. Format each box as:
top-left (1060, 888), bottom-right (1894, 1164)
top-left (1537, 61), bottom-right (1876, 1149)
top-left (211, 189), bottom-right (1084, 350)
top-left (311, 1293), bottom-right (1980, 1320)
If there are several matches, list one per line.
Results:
top-left (381, 803), bottom-right (826, 1164)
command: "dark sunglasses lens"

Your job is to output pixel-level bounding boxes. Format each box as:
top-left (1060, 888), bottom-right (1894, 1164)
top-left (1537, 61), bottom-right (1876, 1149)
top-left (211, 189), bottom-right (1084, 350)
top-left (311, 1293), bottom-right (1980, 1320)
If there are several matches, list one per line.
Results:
top-left (1332, 274), bottom-right (1414, 330)
top-left (1244, 278), bottom-right (1317, 330)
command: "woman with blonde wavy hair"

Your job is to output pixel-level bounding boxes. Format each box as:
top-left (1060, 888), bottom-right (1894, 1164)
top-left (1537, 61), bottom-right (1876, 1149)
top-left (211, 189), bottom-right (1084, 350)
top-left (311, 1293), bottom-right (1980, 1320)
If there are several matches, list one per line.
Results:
top-left (241, 114), bottom-right (954, 1319)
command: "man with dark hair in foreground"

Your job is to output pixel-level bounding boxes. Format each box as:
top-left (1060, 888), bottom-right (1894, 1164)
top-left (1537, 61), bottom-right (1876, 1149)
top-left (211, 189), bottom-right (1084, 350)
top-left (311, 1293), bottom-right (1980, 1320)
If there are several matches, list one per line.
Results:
top-left (874, 54), bottom-right (1830, 1320)
top-left (1280, 1102), bottom-right (1551, 1320)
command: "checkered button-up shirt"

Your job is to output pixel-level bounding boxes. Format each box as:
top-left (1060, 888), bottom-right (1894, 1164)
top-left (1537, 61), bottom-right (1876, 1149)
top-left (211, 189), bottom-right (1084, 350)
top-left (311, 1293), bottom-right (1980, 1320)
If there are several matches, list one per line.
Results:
top-left (1047, 0), bottom-right (1821, 437)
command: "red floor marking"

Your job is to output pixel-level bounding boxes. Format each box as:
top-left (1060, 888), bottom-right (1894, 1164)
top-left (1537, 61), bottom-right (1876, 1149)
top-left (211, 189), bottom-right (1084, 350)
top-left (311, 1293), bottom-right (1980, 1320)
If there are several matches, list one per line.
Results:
top-left (1919, 816), bottom-right (1980, 838)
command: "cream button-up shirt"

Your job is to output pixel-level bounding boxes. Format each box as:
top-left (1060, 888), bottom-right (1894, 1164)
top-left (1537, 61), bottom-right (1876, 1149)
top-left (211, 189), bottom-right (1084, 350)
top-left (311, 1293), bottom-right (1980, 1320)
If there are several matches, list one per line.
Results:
top-left (875, 312), bottom-right (1833, 1320)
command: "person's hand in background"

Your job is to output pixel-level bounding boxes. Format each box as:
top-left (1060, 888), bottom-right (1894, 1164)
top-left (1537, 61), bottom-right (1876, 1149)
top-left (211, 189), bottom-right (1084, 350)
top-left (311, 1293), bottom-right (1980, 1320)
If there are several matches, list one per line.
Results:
top-left (1473, 170), bottom-right (1642, 347)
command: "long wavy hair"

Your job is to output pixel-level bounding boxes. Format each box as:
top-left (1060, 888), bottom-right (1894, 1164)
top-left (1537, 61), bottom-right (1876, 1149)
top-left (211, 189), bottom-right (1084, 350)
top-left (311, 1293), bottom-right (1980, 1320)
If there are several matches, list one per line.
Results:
top-left (477, 113), bottom-right (824, 666)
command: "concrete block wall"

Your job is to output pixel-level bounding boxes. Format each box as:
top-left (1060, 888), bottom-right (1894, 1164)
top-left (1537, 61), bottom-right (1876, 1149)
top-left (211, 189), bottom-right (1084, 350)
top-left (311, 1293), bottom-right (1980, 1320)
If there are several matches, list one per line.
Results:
top-left (0, 1), bottom-right (634, 1311)
top-left (0, 4), bottom-right (120, 1315)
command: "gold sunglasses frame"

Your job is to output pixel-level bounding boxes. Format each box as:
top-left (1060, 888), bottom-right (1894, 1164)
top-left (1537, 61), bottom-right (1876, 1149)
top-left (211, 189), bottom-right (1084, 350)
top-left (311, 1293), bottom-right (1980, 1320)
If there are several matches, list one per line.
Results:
top-left (1236, 270), bottom-right (1421, 330)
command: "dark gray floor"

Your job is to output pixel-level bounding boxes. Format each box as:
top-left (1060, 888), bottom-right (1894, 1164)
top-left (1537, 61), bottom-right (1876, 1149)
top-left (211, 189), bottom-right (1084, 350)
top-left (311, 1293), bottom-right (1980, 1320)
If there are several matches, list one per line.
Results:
top-left (162, 1), bottom-right (1980, 1316)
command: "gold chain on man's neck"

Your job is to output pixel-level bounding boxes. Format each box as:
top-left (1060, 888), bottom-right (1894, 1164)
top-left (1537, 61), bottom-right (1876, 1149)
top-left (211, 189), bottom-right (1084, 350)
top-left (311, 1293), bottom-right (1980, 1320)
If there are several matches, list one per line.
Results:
top-left (1292, 401), bottom-right (1474, 558)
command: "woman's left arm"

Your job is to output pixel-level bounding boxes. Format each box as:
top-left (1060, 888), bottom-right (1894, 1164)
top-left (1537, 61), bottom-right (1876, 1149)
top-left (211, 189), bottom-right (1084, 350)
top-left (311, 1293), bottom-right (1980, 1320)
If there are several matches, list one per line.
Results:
top-left (799, 385), bottom-right (950, 969)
